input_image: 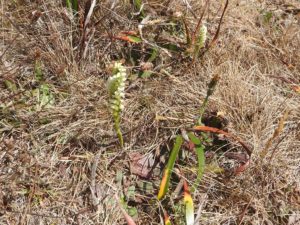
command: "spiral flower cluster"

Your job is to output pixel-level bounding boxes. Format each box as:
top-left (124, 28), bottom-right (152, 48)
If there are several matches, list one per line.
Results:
top-left (107, 62), bottom-right (127, 147)
top-left (107, 62), bottom-right (127, 114)
top-left (198, 24), bottom-right (207, 48)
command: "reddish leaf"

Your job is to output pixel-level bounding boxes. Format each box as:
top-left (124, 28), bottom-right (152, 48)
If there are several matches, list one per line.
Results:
top-left (192, 126), bottom-right (252, 156)
top-left (234, 160), bottom-right (250, 175)
top-left (113, 35), bottom-right (142, 43)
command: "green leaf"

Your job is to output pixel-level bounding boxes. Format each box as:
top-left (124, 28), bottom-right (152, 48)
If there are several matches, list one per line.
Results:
top-left (161, 43), bottom-right (182, 52)
top-left (4, 80), bottom-right (17, 92)
top-left (116, 170), bottom-right (123, 184)
top-left (127, 206), bottom-right (138, 218)
top-left (38, 84), bottom-right (54, 109)
top-left (127, 186), bottom-right (136, 200)
top-left (157, 135), bottom-right (183, 200)
top-left (137, 181), bottom-right (154, 194)
top-left (66, 0), bottom-right (78, 13)
top-left (127, 35), bottom-right (142, 43)
top-left (72, 0), bottom-right (78, 12)
top-left (140, 70), bottom-right (153, 78)
top-left (148, 48), bottom-right (158, 62)
top-left (192, 145), bottom-right (205, 191)
top-left (34, 60), bottom-right (43, 81)
top-left (187, 132), bottom-right (201, 145)
top-left (66, 0), bottom-right (71, 9)
top-left (184, 183), bottom-right (194, 225)
top-left (263, 11), bottom-right (273, 24)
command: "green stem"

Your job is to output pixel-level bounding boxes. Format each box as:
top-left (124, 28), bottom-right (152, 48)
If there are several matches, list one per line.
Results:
top-left (114, 116), bottom-right (124, 148)
top-left (197, 95), bottom-right (209, 125)
top-left (197, 75), bottom-right (220, 125)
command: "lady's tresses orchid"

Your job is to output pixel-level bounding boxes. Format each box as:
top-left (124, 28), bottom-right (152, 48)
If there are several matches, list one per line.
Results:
top-left (107, 62), bottom-right (127, 147)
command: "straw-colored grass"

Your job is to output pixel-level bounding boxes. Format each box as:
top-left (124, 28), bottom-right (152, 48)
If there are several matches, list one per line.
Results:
top-left (1, 0), bottom-right (299, 224)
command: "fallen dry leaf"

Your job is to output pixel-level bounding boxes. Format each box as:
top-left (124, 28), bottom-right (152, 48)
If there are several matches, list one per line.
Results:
top-left (129, 152), bottom-right (155, 178)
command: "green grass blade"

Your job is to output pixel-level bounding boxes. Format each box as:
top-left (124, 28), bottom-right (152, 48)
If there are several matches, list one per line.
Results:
top-left (66, 0), bottom-right (71, 9)
top-left (72, 0), bottom-right (78, 12)
top-left (133, 0), bottom-right (145, 17)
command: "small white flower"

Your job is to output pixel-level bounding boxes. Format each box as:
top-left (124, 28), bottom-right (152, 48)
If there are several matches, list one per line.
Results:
top-left (107, 62), bottom-right (127, 114)
top-left (107, 62), bottom-right (127, 147)
top-left (198, 24), bottom-right (207, 48)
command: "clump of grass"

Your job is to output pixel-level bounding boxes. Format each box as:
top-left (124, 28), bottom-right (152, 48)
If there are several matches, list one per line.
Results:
top-left (107, 62), bottom-right (127, 148)
top-left (260, 110), bottom-right (289, 159)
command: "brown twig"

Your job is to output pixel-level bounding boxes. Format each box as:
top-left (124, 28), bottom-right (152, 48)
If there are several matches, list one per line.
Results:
top-left (207, 0), bottom-right (229, 48)
top-left (238, 197), bottom-right (253, 225)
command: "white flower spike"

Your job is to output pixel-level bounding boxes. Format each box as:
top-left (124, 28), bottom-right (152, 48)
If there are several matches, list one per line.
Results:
top-left (107, 62), bottom-right (127, 147)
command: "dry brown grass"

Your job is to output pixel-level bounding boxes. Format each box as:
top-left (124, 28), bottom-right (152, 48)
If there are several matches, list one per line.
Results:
top-left (1, 0), bottom-right (300, 224)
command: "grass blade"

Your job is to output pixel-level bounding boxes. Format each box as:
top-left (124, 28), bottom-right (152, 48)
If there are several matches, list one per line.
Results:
top-left (72, 0), bottom-right (78, 12)
top-left (157, 135), bottom-right (183, 200)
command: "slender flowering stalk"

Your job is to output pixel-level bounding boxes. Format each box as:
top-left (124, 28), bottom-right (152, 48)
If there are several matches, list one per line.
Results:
top-left (107, 62), bottom-right (127, 147)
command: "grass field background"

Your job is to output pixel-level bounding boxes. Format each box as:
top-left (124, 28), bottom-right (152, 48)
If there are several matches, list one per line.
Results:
top-left (1, 0), bottom-right (299, 224)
